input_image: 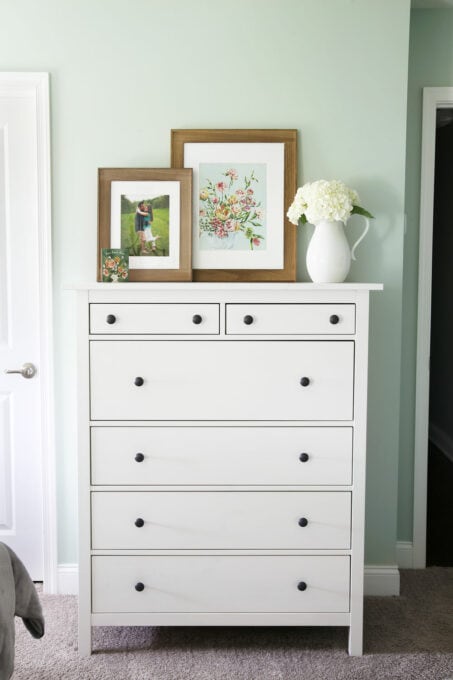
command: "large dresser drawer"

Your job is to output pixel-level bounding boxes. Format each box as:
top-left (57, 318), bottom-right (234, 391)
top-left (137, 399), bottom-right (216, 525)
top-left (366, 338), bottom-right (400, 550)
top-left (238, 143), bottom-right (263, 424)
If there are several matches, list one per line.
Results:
top-left (90, 304), bottom-right (220, 335)
top-left (92, 555), bottom-right (351, 613)
top-left (91, 426), bottom-right (353, 486)
top-left (226, 304), bottom-right (355, 335)
top-left (89, 340), bottom-right (354, 421)
top-left (91, 491), bottom-right (351, 550)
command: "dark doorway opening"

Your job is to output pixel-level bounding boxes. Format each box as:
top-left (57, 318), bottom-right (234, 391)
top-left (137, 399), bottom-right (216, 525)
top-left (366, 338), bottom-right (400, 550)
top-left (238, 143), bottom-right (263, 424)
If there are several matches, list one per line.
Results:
top-left (426, 107), bottom-right (453, 566)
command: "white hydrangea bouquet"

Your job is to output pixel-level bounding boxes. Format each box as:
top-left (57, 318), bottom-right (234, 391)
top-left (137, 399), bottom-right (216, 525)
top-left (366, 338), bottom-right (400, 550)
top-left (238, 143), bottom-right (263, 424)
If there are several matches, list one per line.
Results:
top-left (287, 179), bottom-right (373, 226)
top-left (287, 179), bottom-right (373, 283)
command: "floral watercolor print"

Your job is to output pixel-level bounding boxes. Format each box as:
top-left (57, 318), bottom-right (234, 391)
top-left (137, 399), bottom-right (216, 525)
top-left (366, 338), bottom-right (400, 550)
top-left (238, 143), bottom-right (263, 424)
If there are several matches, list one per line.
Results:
top-left (101, 248), bottom-right (129, 282)
top-left (198, 164), bottom-right (266, 251)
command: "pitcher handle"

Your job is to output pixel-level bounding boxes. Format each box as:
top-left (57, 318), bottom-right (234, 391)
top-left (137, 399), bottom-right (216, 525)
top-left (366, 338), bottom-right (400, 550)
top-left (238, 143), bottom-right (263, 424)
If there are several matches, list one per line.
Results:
top-left (351, 216), bottom-right (369, 261)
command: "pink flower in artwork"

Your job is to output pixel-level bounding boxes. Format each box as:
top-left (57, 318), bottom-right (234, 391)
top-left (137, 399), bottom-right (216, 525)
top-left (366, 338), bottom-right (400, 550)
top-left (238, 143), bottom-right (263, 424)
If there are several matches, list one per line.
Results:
top-left (212, 197), bottom-right (219, 204)
top-left (216, 181), bottom-right (227, 192)
top-left (215, 226), bottom-right (227, 238)
top-left (253, 238), bottom-right (261, 247)
top-left (246, 188), bottom-right (254, 195)
top-left (225, 168), bottom-right (238, 180)
top-left (235, 189), bottom-right (245, 196)
top-left (231, 204), bottom-right (241, 215)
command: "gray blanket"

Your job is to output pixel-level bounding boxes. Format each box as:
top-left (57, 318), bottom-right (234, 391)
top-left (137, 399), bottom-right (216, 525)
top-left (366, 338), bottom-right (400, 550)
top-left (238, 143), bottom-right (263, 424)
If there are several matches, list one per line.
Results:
top-left (0, 543), bottom-right (44, 680)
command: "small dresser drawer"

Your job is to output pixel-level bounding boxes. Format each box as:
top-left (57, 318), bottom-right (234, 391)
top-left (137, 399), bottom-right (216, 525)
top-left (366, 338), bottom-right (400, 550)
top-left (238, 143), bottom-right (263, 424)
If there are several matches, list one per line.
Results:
top-left (90, 304), bottom-right (220, 334)
top-left (91, 426), bottom-right (353, 486)
top-left (92, 555), bottom-right (351, 613)
top-left (90, 340), bottom-right (354, 421)
top-left (91, 491), bottom-right (351, 550)
top-left (226, 304), bottom-right (355, 335)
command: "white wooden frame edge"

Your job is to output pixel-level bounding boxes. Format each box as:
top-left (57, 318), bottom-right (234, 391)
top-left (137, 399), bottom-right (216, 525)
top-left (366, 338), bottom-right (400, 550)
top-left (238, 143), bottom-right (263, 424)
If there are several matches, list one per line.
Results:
top-left (413, 87), bottom-right (453, 568)
top-left (0, 72), bottom-right (57, 591)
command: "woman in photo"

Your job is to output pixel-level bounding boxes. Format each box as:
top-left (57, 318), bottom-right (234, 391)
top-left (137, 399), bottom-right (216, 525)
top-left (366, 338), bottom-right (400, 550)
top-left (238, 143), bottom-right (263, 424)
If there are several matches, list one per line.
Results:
top-left (143, 203), bottom-right (160, 252)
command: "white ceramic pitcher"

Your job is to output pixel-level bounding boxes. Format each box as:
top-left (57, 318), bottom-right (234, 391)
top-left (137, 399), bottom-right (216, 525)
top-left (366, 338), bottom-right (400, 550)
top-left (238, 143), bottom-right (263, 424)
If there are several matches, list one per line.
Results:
top-left (306, 217), bottom-right (370, 283)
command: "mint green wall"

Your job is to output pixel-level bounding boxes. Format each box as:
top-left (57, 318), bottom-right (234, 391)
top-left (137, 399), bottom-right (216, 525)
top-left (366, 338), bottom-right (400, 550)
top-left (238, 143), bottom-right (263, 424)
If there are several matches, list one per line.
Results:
top-left (399, 9), bottom-right (453, 542)
top-left (0, 0), bottom-right (410, 565)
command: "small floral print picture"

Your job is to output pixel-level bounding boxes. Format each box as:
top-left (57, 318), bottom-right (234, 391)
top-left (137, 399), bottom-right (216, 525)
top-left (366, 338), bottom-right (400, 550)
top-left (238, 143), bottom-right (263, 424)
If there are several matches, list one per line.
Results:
top-left (198, 163), bottom-right (266, 251)
top-left (101, 248), bottom-right (129, 282)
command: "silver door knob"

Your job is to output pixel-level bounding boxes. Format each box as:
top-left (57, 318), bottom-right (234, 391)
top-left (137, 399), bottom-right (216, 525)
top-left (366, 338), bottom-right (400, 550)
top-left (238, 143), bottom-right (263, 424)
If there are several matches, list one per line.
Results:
top-left (4, 362), bottom-right (37, 379)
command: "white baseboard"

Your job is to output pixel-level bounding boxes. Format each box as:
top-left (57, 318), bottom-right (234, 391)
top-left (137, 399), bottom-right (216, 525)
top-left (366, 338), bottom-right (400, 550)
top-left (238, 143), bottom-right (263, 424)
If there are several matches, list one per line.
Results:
top-left (57, 563), bottom-right (78, 595)
top-left (396, 541), bottom-right (414, 569)
top-left (57, 563), bottom-right (401, 597)
top-left (363, 565), bottom-right (400, 596)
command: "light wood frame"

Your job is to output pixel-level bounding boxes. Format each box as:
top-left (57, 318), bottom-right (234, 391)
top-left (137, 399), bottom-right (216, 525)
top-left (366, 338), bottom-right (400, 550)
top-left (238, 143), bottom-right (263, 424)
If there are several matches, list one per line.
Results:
top-left (97, 168), bottom-right (192, 282)
top-left (171, 129), bottom-right (297, 282)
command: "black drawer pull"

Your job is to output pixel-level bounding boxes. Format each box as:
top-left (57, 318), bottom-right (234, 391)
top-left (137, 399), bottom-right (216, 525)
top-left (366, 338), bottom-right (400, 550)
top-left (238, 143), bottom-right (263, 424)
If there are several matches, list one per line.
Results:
top-left (297, 581), bottom-right (307, 591)
top-left (135, 453), bottom-right (145, 463)
top-left (298, 517), bottom-right (308, 527)
top-left (134, 518), bottom-right (145, 528)
top-left (135, 582), bottom-right (145, 592)
top-left (329, 314), bottom-right (340, 325)
top-left (192, 314), bottom-right (202, 325)
top-left (243, 315), bottom-right (254, 325)
top-left (299, 453), bottom-right (309, 463)
top-left (106, 314), bottom-right (116, 325)
top-left (300, 377), bottom-right (310, 387)
top-left (134, 377), bottom-right (144, 387)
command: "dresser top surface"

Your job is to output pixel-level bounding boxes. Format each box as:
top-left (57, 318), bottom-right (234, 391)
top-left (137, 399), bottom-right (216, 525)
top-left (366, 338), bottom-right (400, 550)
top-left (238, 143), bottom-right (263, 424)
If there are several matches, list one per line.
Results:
top-left (68, 282), bottom-right (383, 291)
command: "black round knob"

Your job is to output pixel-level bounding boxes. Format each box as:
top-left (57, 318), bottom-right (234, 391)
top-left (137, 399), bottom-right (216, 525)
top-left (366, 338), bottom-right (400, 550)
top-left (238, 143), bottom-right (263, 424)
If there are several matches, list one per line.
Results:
top-left (106, 314), bottom-right (116, 325)
top-left (134, 517), bottom-right (145, 528)
top-left (300, 377), bottom-right (310, 387)
top-left (330, 314), bottom-right (340, 325)
top-left (135, 582), bottom-right (145, 592)
top-left (192, 314), bottom-right (202, 325)
top-left (298, 517), bottom-right (308, 527)
top-left (134, 453), bottom-right (145, 463)
top-left (299, 453), bottom-right (309, 463)
top-left (297, 581), bottom-right (307, 591)
top-left (243, 315), bottom-right (254, 325)
top-left (134, 377), bottom-right (144, 387)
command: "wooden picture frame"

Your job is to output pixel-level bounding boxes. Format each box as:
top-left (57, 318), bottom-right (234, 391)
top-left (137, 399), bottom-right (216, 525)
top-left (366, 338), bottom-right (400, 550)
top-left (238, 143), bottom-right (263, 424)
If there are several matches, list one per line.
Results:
top-left (97, 168), bottom-right (192, 282)
top-left (171, 129), bottom-right (297, 282)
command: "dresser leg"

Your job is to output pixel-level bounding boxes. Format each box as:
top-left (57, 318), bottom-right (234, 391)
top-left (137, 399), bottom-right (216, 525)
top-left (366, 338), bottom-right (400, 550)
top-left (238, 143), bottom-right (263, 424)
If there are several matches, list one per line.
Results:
top-left (78, 624), bottom-right (92, 657)
top-left (348, 624), bottom-right (363, 656)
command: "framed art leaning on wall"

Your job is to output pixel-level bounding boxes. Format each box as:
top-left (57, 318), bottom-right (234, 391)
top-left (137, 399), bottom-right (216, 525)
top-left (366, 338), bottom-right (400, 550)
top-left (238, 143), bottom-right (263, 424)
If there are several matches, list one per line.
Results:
top-left (171, 129), bottom-right (297, 282)
top-left (97, 168), bottom-right (192, 282)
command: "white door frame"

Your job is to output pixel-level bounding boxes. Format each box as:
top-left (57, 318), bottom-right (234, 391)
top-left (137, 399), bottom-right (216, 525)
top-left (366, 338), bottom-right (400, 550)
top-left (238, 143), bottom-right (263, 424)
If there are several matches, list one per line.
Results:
top-left (0, 73), bottom-right (57, 591)
top-left (413, 87), bottom-right (453, 568)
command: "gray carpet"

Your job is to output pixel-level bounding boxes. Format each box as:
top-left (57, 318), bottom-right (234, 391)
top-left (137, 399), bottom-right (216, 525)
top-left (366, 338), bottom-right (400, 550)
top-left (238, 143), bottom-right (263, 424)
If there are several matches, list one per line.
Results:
top-left (12, 569), bottom-right (453, 679)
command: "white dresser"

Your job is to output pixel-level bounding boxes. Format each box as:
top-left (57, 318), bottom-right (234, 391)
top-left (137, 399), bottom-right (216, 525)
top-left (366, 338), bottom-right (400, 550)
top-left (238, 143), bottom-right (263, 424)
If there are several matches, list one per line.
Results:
top-left (76, 282), bottom-right (381, 656)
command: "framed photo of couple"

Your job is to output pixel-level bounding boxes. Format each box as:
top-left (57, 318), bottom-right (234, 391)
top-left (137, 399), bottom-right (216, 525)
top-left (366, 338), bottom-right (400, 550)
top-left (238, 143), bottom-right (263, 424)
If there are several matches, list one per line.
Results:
top-left (97, 168), bottom-right (192, 282)
top-left (171, 129), bottom-right (297, 282)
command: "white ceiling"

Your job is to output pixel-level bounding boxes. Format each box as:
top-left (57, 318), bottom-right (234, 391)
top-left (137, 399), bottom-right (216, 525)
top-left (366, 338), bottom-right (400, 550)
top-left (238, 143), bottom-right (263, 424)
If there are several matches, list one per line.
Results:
top-left (412, 0), bottom-right (453, 8)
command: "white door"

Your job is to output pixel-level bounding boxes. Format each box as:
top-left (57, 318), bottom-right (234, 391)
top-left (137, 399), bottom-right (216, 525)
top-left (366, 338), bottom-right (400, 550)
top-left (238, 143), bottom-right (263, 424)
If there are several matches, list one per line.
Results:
top-left (0, 75), bottom-right (52, 580)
